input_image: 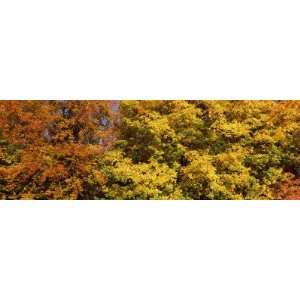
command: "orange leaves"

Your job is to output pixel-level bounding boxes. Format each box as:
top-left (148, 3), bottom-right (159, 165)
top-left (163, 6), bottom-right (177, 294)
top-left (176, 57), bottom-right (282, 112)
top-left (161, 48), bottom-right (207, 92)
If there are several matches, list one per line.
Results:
top-left (1, 100), bottom-right (299, 200)
top-left (0, 101), bottom-right (53, 146)
top-left (0, 100), bottom-right (115, 199)
top-left (0, 100), bottom-right (114, 147)
top-left (0, 161), bottom-right (41, 198)
top-left (40, 163), bottom-right (68, 184)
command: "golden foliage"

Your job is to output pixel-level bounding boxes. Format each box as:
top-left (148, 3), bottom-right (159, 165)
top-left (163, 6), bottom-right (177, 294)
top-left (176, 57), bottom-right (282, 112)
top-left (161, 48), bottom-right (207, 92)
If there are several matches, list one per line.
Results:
top-left (0, 100), bottom-right (299, 199)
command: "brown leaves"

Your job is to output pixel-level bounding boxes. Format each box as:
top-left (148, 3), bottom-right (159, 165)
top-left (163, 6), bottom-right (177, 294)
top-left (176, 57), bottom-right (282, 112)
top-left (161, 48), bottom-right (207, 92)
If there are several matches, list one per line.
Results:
top-left (272, 173), bottom-right (300, 200)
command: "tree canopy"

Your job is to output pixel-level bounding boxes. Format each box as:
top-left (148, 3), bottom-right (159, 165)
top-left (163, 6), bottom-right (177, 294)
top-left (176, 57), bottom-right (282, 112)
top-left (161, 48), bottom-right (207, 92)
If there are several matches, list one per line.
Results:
top-left (1, 100), bottom-right (299, 199)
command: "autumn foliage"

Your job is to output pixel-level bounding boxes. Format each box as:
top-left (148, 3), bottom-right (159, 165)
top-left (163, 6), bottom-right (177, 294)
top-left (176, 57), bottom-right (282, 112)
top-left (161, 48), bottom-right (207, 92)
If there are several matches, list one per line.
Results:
top-left (0, 100), bottom-right (299, 200)
top-left (0, 101), bottom-right (113, 199)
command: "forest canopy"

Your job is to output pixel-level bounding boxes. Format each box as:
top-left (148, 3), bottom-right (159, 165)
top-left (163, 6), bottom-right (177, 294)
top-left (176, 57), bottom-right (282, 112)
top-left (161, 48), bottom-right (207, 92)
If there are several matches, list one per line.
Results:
top-left (0, 100), bottom-right (299, 200)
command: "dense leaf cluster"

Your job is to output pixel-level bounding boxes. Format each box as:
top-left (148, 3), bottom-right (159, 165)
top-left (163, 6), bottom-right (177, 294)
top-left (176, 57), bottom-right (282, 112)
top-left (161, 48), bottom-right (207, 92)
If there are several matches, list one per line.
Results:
top-left (0, 100), bottom-right (299, 199)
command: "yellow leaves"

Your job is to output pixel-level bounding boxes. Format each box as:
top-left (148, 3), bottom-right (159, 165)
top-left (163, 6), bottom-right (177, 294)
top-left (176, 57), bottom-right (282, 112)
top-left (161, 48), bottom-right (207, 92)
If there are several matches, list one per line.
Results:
top-left (102, 152), bottom-right (180, 199)
top-left (214, 151), bottom-right (247, 173)
top-left (215, 121), bottom-right (249, 140)
top-left (1, 100), bottom-right (299, 199)
top-left (184, 153), bottom-right (215, 179)
top-left (181, 153), bottom-right (221, 199)
top-left (180, 150), bottom-right (257, 199)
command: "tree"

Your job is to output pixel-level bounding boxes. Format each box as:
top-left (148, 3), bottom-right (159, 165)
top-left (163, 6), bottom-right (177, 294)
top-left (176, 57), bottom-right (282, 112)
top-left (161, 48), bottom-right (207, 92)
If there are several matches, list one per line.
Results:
top-left (0, 100), bottom-right (113, 199)
top-left (1, 100), bottom-right (299, 200)
top-left (100, 100), bottom-right (300, 199)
